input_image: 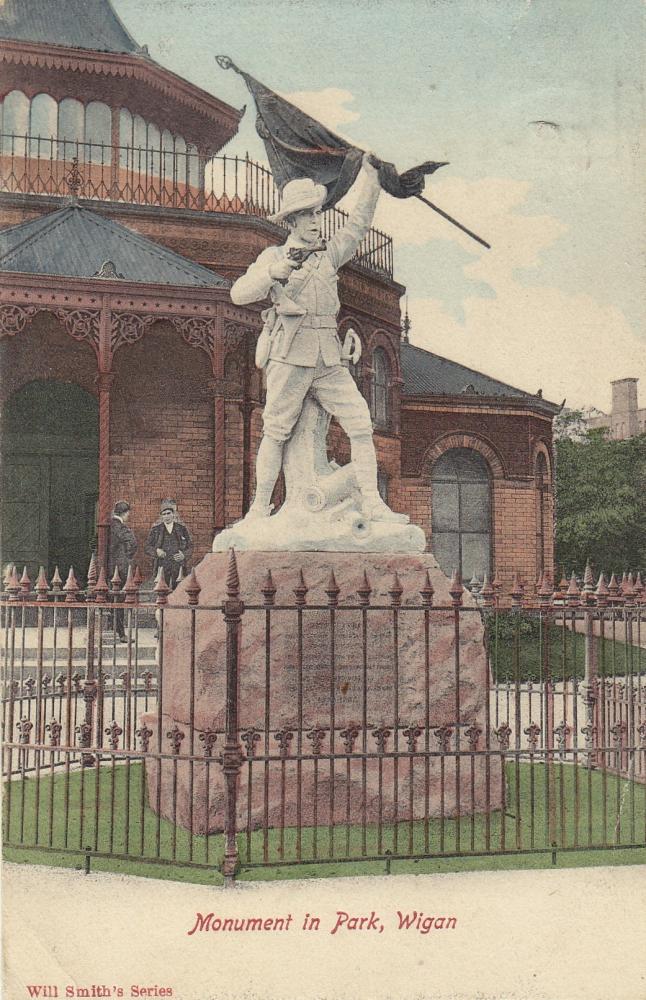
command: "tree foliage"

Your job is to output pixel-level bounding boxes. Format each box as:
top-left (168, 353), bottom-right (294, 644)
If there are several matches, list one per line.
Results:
top-left (555, 418), bottom-right (646, 576)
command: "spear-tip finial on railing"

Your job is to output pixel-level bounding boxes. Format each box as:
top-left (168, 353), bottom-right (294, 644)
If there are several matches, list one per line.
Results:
top-left (19, 566), bottom-right (31, 597)
top-left (35, 566), bottom-right (49, 601)
top-left (607, 572), bottom-right (620, 600)
top-left (50, 566), bottom-right (63, 593)
top-left (110, 565), bottom-right (122, 592)
top-left (185, 567), bottom-right (201, 606)
top-left (225, 547), bottom-right (240, 598)
top-left (94, 565), bottom-right (109, 604)
top-left (86, 552), bottom-right (98, 594)
top-left (480, 573), bottom-right (495, 608)
top-left (357, 570), bottom-right (372, 606)
top-left (538, 570), bottom-right (553, 604)
top-left (621, 572), bottom-right (635, 602)
top-left (261, 568), bottom-right (277, 606)
top-left (566, 572), bottom-right (581, 606)
top-left (389, 570), bottom-right (404, 607)
top-left (294, 568), bottom-right (309, 606)
top-left (6, 565), bottom-right (20, 600)
top-left (325, 569), bottom-right (340, 607)
top-left (420, 569), bottom-right (434, 607)
top-left (595, 572), bottom-right (609, 606)
top-left (154, 566), bottom-right (170, 606)
top-left (449, 569), bottom-right (463, 606)
top-left (123, 564), bottom-right (138, 604)
top-left (64, 567), bottom-right (80, 603)
top-left (583, 560), bottom-right (595, 593)
top-left (510, 571), bottom-right (524, 607)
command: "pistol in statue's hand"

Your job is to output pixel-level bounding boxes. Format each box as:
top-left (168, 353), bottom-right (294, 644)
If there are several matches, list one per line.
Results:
top-left (269, 257), bottom-right (300, 283)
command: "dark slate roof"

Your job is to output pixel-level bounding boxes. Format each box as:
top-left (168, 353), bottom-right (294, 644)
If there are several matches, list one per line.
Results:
top-left (401, 341), bottom-right (559, 411)
top-left (0, 205), bottom-right (229, 288)
top-left (0, 0), bottom-right (141, 54)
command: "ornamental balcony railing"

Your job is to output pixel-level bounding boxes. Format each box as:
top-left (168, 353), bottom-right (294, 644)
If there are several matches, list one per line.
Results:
top-left (0, 133), bottom-right (394, 279)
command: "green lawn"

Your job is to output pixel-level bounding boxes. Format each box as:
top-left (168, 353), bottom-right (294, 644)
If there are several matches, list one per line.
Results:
top-left (3, 761), bottom-right (645, 884)
top-left (487, 616), bottom-right (645, 683)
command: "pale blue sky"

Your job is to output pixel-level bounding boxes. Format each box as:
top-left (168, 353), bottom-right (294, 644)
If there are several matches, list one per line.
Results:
top-left (115, 0), bottom-right (645, 409)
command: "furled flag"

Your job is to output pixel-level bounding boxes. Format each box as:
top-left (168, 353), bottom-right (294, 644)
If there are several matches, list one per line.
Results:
top-left (216, 56), bottom-right (447, 207)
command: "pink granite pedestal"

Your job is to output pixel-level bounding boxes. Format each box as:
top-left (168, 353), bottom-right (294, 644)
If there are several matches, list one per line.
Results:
top-left (143, 551), bottom-right (502, 834)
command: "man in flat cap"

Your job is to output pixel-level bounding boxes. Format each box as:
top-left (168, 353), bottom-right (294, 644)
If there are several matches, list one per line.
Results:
top-left (145, 499), bottom-right (193, 590)
top-left (230, 153), bottom-right (407, 525)
top-left (107, 500), bottom-right (137, 641)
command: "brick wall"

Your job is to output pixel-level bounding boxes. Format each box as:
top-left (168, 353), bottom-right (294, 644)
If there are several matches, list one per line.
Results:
top-left (110, 322), bottom-right (214, 574)
top-left (401, 403), bottom-right (553, 479)
top-left (0, 310), bottom-right (96, 406)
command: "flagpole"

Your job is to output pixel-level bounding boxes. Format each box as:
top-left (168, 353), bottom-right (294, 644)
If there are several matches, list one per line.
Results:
top-left (414, 195), bottom-right (491, 249)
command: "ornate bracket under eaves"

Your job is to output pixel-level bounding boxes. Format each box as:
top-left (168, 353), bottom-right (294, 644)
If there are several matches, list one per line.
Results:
top-left (170, 316), bottom-right (217, 361)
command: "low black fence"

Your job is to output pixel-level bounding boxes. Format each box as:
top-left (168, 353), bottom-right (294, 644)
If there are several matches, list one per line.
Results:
top-left (2, 556), bottom-right (645, 881)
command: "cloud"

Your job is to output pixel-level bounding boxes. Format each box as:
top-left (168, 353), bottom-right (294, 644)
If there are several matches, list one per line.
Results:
top-left (373, 175), bottom-right (567, 263)
top-left (408, 283), bottom-right (646, 412)
top-left (364, 172), bottom-right (645, 411)
top-left (280, 88), bottom-right (359, 132)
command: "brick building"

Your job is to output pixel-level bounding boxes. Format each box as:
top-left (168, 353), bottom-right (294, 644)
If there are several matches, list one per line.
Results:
top-left (586, 378), bottom-right (646, 440)
top-left (0, 0), bottom-right (559, 590)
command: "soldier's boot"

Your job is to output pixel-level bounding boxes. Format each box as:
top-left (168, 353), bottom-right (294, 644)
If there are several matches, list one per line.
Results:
top-left (351, 434), bottom-right (410, 525)
top-left (245, 435), bottom-right (283, 519)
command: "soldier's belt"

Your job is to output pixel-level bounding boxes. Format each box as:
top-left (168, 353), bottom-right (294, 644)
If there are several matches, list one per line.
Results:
top-left (298, 315), bottom-right (338, 329)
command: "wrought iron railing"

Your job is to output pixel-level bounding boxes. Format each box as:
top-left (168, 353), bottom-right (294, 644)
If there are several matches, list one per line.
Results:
top-left (2, 557), bottom-right (645, 881)
top-left (0, 133), bottom-right (394, 278)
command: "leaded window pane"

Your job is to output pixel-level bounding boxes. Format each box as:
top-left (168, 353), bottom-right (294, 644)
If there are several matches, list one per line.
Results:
top-left (461, 533), bottom-right (491, 582)
top-left (431, 482), bottom-right (460, 532)
top-left (431, 532), bottom-right (460, 577)
top-left (431, 447), bottom-right (492, 579)
top-left (460, 482), bottom-right (490, 532)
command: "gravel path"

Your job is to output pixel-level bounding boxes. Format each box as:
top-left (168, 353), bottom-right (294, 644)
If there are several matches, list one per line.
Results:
top-left (3, 860), bottom-right (645, 1000)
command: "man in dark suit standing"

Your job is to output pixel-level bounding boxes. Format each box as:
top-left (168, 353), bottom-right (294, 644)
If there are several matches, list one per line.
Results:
top-left (145, 499), bottom-right (193, 591)
top-left (107, 500), bottom-right (137, 641)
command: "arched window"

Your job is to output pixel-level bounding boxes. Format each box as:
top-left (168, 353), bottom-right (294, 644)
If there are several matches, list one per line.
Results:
top-left (29, 93), bottom-right (57, 157)
top-left (2, 90), bottom-right (30, 153)
top-left (58, 98), bottom-right (84, 159)
top-left (131, 115), bottom-right (147, 180)
top-left (119, 107), bottom-right (133, 169)
top-left (535, 452), bottom-right (550, 577)
top-left (370, 348), bottom-right (389, 427)
top-left (174, 135), bottom-right (187, 186)
top-left (147, 123), bottom-right (161, 177)
top-left (431, 448), bottom-right (491, 581)
top-left (161, 129), bottom-right (175, 183)
top-left (84, 102), bottom-right (111, 163)
top-left (185, 142), bottom-right (199, 189)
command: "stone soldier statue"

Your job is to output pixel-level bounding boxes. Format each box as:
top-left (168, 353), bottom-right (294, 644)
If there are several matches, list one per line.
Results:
top-left (230, 152), bottom-right (407, 525)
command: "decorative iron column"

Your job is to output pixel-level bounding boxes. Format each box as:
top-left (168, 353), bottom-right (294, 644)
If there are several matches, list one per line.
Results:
top-left (239, 396), bottom-right (254, 514)
top-left (220, 549), bottom-right (244, 883)
top-left (95, 296), bottom-right (114, 568)
top-left (110, 106), bottom-right (120, 197)
top-left (95, 371), bottom-right (114, 567)
top-left (212, 305), bottom-right (227, 535)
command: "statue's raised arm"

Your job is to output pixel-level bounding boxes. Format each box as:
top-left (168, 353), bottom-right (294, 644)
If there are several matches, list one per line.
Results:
top-left (218, 156), bottom-right (424, 554)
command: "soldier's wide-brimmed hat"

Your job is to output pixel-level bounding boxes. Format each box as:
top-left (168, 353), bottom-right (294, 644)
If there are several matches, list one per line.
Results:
top-left (160, 498), bottom-right (177, 513)
top-left (268, 178), bottom-right (327, 223)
